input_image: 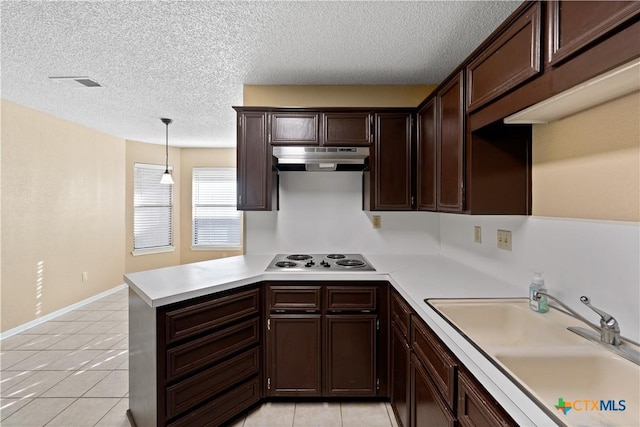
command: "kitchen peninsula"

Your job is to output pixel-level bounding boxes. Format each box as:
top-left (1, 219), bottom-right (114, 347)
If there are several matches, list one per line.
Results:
top-left (126, 253), bottom-right (556, 427)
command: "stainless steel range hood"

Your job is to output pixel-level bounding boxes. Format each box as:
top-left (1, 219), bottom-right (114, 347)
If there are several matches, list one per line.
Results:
top-left (273, 146), bottom-right (369, 171)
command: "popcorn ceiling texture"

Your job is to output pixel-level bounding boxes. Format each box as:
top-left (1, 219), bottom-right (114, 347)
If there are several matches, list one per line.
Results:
top-left (1, 1), bottom-right (520, 147)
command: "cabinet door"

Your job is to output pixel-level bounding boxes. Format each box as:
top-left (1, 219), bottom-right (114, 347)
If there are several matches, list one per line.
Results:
top-left (547, 1), bottom-right (640, 66)
top-left (458, 369), bottom-right (516, 427)
top-left (237, 112), bottom-right (272, 210)
top-left (437, 72), bottom-right (465, 212)
top-left (411, 354), bottom-right (457, 427)
top-left (270, 112), bottom-right (320, 145)
top-left (466, 3), bottom-right (542, 111)
top-left (323, 112), bottom-right (372, 146)
top-left (416, 99), bottom-right (437, 211)
top-left (325, 314), bottom-right (377, 396)
top-left (267, 315), bottom-right (322, 396)
top-left (390, 322), bottom-right (411, 427)
top-left (370, 112), bottom-right (413, 210)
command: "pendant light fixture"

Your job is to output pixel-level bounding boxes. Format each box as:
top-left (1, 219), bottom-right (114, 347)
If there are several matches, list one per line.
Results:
top-left (160, 118), bottom-right (174, 185)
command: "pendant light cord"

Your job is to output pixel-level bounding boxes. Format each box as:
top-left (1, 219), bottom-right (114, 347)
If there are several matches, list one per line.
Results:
top-left (161, 118), bottom-right (173, 172)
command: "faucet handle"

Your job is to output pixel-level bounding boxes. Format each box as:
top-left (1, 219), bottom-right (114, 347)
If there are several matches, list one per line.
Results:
top-left (580, 296), bottom-right (621, 345)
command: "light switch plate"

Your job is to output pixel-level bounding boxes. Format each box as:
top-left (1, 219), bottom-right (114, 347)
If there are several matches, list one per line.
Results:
top-left (474, 226), bottom-right (482, 243)
top-left (372, 215), bottom-right (381, 229)
top-left (497, 229), bottom-right (512, 251)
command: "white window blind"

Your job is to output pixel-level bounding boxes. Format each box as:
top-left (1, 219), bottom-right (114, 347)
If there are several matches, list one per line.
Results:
top-left (192, 167), bottom-right (242, 249)
top-left (133, 163), bottom-right (174, 252)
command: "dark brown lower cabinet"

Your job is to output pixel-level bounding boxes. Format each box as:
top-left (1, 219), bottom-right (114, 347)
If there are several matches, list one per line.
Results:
top-left (325, 314), bottom-right (377, 396)
top-left (411, 354), bottom-right (457, 427)
top-left (457, 369), bottom-right (516, 427)
top-left (267, 314), bottom-right (322, 396)
top-left (390, 322), bottom-right (411, 427)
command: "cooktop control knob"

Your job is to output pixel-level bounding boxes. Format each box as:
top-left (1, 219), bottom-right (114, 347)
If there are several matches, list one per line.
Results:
top-left (305, 261), bottom-right (314, 267)
top-left (321, 260), bottom-right (330, 268)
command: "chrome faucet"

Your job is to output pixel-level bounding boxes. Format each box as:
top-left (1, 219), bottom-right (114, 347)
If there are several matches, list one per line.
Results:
top-left (533, 291), bottom-right (620, 346)
top-left (578, 295), bottom-right (621, 346)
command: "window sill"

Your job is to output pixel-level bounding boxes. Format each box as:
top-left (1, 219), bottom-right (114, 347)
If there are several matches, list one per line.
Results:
top-left (132, 246), bottom-right (176, 257)
top-left (191, 246), bottom-right (242, 251)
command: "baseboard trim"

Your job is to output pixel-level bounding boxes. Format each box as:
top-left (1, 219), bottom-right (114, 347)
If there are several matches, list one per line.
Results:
top-left (0, 283), bottom-right (128, 340)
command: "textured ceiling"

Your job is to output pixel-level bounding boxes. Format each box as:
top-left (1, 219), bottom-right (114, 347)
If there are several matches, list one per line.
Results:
top-left (1, 1), bottom-right (521, 147)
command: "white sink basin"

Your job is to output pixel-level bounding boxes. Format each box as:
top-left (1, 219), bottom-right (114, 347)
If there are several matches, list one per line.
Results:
top-left (429, 298), bottom-right (640, 427)
top-left (431, 299), bottom-right (587, 350)
top-left (496, 352), bottom-right (639, 427)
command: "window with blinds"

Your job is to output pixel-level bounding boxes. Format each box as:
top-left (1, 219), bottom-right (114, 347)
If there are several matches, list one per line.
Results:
top-left (192, 167), bottom-right (242, 249)
top-left (133, 163), bottom-right (174, 254)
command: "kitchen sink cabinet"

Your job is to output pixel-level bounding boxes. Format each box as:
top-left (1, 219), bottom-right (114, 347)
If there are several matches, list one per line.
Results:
top-left (389, 291), bottom-right (515, 427)
top-left (270, 112), bottom-right (320, 146)
top-left (437, 72), bottom-right (465, 213)
top-left (391, 322), bottom-right (411, 427)
top-left (411, 353), bottom-right (457, 427)
top-left (458, 369), bottom-right (516, 427)
top-left (323, 112), bottom-right (373, 146)
top-left (364, 111), bottom-right (414, 211)
top-left (235, 109), bottom-right (276, 211)
top-left (416, 98), bottom-right (437, 211)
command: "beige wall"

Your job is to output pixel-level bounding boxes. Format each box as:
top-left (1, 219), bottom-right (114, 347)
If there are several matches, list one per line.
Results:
top-left (532, 92), bottom-right (640, 222)
top-left (125, 140), bottom-right (182, 273)
top-left (1, 100), bottom-right (125, 332)
top-left (180, 148), bottom-right (243, 264)
top-left (243, 85), bottom-right (436, 107)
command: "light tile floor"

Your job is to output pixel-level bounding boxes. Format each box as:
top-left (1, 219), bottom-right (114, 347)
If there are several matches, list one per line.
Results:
top-left (1, 288), bottom-right (129, 427)
top-left (0, 288), bottom-right (398, 427)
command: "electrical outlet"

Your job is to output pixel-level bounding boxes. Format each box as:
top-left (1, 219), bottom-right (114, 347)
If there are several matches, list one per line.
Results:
top-left (497, 229), bottom-right (512, 251)
top-left (372, 215), bottom-right (381, 229)
top-left (82, 272), bottom-right (88, 282)
top-left (474, 226), bottom-right (482, 243)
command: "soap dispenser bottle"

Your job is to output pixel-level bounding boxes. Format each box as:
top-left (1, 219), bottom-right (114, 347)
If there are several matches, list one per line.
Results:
top-left (529, 272), bottom-right (548, 313)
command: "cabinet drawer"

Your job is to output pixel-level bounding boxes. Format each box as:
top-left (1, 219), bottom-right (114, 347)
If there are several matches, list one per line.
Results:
top-left (166, 346), bottom-right (259, 419)
top-left (466, 2), bottom-right (542, 111)
top-left (391, 292), bottom-right (412, 338)
top-left (166, 317), bottom-right (259, 382)
top-left (164, 288), bottom-right (260, 344)
top-left (411, 319), bottom-right (457, 410)
top-left (458, 369), bottom-right (516, 427)
top-left (326, 286), bottom-right (376, 311)
top-left (411, 354), bottom-right (457, 427)
top-left (268, 286), bottom-right (321, 312)
top-left (167, 376), bottom-right (260, 427)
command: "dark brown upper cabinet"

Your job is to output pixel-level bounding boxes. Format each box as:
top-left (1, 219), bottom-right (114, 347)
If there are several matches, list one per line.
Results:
top-left (365, 111), bottom-right (414, 211)
top-left (323, 112), bottom-right (373, 146)
top-left (235, 110), bottom-right (274, 211)
top-left (416, 98), bottom-right (437, 211)
top-left (466, 2), bottom-right (542, 112)
top-left (269, 112), bottom-right (320, 146)
top-left (436, 72), bottom-right (465, 213)
top-left (547, 1), bottom-right (640, 66)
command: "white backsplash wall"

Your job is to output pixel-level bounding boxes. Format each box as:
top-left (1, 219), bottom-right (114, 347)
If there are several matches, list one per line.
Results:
top-left (439, 213), bottom-right (640, 341)
top-left (245, 172), bottom-right (441, 255)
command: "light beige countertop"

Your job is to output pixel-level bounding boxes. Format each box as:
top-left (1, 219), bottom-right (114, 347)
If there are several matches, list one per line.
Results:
top-left (124, 254), bottom-right (564, 426)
